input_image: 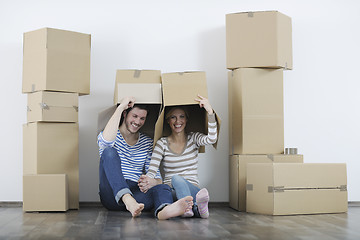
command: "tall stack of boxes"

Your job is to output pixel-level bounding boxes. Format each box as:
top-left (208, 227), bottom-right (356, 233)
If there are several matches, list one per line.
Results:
top-left (22, 28), bottom-right (91, 211)
top-left (226, 11), bottom-right (347, 215)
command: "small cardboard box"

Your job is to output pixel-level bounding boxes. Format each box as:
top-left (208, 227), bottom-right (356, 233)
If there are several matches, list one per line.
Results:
top-left (228, 68), bottom-right (284, 155)
top-left (226, 11), bottom-right (292, 69)
top-left (22, 27), bottom-right (91, 95)
top-left (114, 69), bottom-right (161, 104)
top-left (246, 163), bottom-right (348, 215)
top-left (154, 71), bottom-right (221, 152)
top-left (23, 122), bottom-right (79, 209)
top-left (229, 154), bottom-right (303, 211)
top-left (98, 70), bottom-right (162, 140)
top-left (23, 174), bottom-right (69, 212)
top-left (27, 91), bottom-right (78, 123)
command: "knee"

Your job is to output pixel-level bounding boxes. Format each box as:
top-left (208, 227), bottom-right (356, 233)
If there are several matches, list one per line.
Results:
top-left (171, 175), bottom-right (185, 185)
top-left (101, 147), bottom-right (118, 160)
top-left (153, 183), bottom-right (171, 192)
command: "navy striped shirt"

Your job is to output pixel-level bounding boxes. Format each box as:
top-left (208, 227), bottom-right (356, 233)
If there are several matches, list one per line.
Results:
top-left (97, 130), bottom-right (161, 182)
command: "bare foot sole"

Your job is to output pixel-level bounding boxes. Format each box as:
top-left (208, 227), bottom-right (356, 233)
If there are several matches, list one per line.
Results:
top-left (157, 196), bottom-right (193, 220)
top-left (126, 203), bottom-right (144, 217)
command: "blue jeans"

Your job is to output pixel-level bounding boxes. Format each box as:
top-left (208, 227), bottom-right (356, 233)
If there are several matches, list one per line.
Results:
top-left (99, 147), bottom-right (173, 217)
top-left (171, 175), bottom-right (201, 218)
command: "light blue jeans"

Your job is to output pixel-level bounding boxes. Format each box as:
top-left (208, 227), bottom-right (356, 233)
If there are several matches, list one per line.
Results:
top-left (171, 175), bottom-right (201, 218)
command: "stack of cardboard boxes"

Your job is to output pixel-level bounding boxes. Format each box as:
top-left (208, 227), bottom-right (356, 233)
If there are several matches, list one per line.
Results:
top-left (226, 11), bottom-right (347, 215)
top-left (22, 28), bottom-right (91, 211)
top-left (98, 70), bottom-right (220, 154)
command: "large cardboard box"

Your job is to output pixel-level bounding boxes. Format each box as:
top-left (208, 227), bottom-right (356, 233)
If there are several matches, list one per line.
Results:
top-left (154, 72), bottom-right (221, 152)
top-left (114, 69), bottom-right (161, 104)
top-left (226, 11), bottom-right (292, 69)
top-left (23, 174), bottom-right (69, 212)
top-left (228, 68), bottom-right (284, 154)
top-left (22, 28), bottom-right (91, 95)
top-left (27, 91), bottom-right (78, 123)
top-left (98, 70), bottom-right (162, 140)
top-left (229, 154), bottom-right (303, 211)
top-left (23, 122), bottom-right (79, 209)
top-left (246, 163), bottom-right (348, 215)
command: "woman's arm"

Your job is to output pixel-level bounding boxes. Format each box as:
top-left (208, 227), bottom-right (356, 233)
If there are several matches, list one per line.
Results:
top-left (138, 139), bottom-right (165, 193)
top-left (193, 95), bottom-right (218, 146)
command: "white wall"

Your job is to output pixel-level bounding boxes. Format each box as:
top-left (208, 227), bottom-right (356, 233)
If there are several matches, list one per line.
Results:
top-left (1, 0), bottom-right (359, 202)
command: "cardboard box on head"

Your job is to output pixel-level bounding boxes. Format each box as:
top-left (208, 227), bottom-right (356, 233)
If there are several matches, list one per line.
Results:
top-left (226, 11), bottom-right (292, 70)
top-left (97, 70), bottom-right (162, 140)
top-left (154, 71), bottom-right (221, 153)
top-left (22, 28), bottom-right (91, 95)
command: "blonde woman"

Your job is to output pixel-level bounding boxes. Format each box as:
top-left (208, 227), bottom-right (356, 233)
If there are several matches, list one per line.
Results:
top-left (138, 95), bottom-right (217, 218)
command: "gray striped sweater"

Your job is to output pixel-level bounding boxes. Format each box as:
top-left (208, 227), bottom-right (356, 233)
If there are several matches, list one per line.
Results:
top-left (146, 114), bottom-right (217, 187)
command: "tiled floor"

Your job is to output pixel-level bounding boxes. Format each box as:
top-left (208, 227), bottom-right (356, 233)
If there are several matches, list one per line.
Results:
top-left (0, 203), bottom-right (359, 240)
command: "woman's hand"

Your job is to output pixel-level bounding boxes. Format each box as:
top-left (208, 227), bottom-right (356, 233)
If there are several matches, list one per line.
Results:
top-left (195, 95), bottom-right (213, 114)
top-left (138, 175), bottom-right (159, 193)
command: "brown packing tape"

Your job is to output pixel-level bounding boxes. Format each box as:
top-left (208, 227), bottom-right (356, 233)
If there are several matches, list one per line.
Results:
top-left (39, 103), bottom-right (49, 110)
top-left (340, 185), bottom-right (347, 191)
top-left (133, 70), bottom-right (141, 78)
top-left (268, 186), bottom-right (285, 193)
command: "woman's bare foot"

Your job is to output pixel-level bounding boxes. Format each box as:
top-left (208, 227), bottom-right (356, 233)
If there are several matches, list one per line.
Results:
top-left (157, 196), bottom-right (193, 220)
top-left (122, 194), bottom-right (145, 217)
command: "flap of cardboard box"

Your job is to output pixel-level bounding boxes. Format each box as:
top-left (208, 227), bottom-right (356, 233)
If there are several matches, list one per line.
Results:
top-left (114, 70), bottom-right (161, 104)
top-left (116, 83), bottom-right (162, 104)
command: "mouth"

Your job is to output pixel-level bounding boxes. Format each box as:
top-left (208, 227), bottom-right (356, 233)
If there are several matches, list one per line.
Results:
top-left (174, 124), bottom-right (182, 129)
top-left (131, 123), bottom-right (140, 128)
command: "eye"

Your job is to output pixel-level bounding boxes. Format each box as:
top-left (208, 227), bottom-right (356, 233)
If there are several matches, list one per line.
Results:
top-left (180, 115), bottom-right (185, 119)
top-left (140, 117), bottom-right (146, 121)
top-left (170, 115), bottom-right (176, 119)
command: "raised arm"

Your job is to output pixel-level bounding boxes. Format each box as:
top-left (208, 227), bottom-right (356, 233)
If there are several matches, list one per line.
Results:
top-left (102, 96), bottom-right (135, 142)
top-left (193, 95), bottom-right (217, 146)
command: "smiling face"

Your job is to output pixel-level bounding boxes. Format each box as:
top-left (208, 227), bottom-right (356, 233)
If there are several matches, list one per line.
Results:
top-left (167, 108), bottom-right (187, 134)
top-left (123, 107), bottom-right (147, 134)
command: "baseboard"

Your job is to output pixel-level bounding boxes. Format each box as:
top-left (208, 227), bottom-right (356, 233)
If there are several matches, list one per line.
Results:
top-left (1, 201), bottom-right (359, 208)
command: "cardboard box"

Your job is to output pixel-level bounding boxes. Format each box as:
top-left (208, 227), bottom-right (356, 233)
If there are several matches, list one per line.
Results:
top-left (27, 91), bottom-right (78, 123)
top-left (229, 154), bottom-right (303, 211)
top-left (22, 27), bottom-right (91, 95)
top-left (23, 122), bottom-right (79, 209)
top-left (226, 11), bottom-right (292, 69)
top-left (114, 69), bottom-right (161, 104)
top-left (228, 68), bottom-right (284, 154)
top-left (154, 72), bottom-right (221, 152)
top-left (23, 174), bottom-right (69, 212)
top-left (246, 163), bottom-right (348, 215)
top-left (98, 70), bottom-right (162, 140)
